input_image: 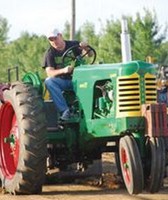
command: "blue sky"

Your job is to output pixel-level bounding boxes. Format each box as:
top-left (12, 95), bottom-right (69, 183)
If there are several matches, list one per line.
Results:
top-left (0, 0), bottom-right (168, 41)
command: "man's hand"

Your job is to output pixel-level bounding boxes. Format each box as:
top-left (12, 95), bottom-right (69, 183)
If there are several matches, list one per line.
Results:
top-left (79, 41), bottom-right (89, 50)
top-left (62, 65), bottom-right (74, 74)
top-left (79, 42), bottom-right (93, 57)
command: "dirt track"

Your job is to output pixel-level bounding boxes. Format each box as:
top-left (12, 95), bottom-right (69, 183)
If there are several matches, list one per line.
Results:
top-left (1, 184), bottom-right (168, 200)
top-left (0, 153), bottom-right (168, 200)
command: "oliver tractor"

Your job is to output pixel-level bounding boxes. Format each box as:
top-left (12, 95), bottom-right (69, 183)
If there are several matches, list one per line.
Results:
top-left (0, 45), bottom-right (167, 195)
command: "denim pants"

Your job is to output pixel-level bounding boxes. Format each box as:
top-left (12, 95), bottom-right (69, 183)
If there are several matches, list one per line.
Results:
top-left (45, 77), bottom-right (73, 113)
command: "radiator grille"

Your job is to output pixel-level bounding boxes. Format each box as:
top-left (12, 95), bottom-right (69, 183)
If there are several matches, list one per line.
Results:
top-left (145, 73), bottom-right (157, 103)
top-left (117, 74), bottom-right (140, 117)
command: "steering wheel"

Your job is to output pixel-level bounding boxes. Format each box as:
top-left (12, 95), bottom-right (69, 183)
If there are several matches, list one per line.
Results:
top-left (62, 44), bottom-right (96, 67)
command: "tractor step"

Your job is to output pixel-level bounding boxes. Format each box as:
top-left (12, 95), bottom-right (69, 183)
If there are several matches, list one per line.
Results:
top-left (58, 118), bottom-right (80, 124)
top-left (47, 125), bottom-right (64, 132)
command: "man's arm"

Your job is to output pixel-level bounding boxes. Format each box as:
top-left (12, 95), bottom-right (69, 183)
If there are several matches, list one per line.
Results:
top-left (45, 66), bottom-right (74, 78)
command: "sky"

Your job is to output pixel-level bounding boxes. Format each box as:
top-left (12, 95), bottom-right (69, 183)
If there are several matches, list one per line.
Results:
top-left (0, 0), bottom-right (168, 41)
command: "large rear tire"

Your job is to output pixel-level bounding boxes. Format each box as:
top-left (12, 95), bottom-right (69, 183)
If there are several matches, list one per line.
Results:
top-left (119, 135), bottom-right (144, 194)
top-left (0, 82), bottom-right (47, 194)
top-left (145, 137), bottom-right (165, 193)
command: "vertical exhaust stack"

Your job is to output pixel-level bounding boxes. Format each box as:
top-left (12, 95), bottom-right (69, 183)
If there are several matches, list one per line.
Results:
top-left (120, 17), bottom-right (132, 62)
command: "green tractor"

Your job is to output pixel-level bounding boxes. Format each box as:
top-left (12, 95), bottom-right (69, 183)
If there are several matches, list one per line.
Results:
top-left (0, 45), bottom-right (167, 195)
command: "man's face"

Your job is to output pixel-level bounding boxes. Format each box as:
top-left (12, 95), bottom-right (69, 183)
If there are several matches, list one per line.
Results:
top-left (49, 34), bottom-right (65, 51)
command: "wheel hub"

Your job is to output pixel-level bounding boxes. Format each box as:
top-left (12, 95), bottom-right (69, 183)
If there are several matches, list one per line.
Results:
top-left (0, 102), bottom-right (19, 179)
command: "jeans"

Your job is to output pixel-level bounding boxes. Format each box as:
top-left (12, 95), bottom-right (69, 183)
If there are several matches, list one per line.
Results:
top-left (45, 77), bottom-right (73, 113)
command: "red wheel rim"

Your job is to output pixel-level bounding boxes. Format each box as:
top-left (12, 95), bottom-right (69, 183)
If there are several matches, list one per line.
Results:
top-left (121, 147), bottom-right (131, 185)
top-left (0, 102), bottom-right (19, 179)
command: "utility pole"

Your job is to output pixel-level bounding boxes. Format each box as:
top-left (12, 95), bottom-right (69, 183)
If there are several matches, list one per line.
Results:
top-left (70, 0), bottom-right (76, 40)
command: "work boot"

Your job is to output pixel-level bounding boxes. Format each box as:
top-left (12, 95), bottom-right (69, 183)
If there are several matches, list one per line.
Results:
top-left (60, 109), bottom-right (70, 121)
top-left (46, 155), bottom-right (54, 169)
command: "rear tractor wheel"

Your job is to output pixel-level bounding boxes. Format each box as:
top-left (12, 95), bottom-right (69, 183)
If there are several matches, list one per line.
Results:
top-left (0, 82), bottom-right (47, 194)
top-left (144, 137), bottom-right (165, 193)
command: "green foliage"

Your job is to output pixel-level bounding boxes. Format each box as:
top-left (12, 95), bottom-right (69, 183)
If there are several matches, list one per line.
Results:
top-left (98, 18), bottom-right (122, 63)
top-left (0, 15), bottom-right (9, 44)
top-left (97, 9), bottom-right (167, 64)
top-left (62, 21), bottom-right (70, 40)
top-left (1, 32), bottom-right (48, 82)
top-left (158, 42), bottom-right (168, 65)
top-left (130, 9), bottom-right (167, 62)
top-left (79, 21), bottom-right (99, 47)
top-left (0, 15), bottom-right (10, 82)
top-left (0, 9), bottom-right (168, 82)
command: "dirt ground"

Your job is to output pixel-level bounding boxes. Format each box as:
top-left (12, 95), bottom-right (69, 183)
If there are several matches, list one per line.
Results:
top-left (0, 153), bottom-right (168, 200)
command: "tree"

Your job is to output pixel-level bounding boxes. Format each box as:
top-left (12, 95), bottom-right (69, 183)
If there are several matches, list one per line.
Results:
top-left (62, 21), bottom-right (71, 40)
top-left (158, 41), bottom-right (168, 65)
top-left (79, 21), bottom-right (99, 47)
top-left (0, 9), bottom-right (168, 82)
top-left (0, 15), bottom-right (10, 82)
top-left (130, 9), bottom-right (167, 62)
top-left (97, 9), bottom-right (167, 64)
top-left (98, 18), bottom-right (122, 63)
top-left (2, 32), bottom-right (48, 82)
top-left (0, 15), bottom-right (9, 44)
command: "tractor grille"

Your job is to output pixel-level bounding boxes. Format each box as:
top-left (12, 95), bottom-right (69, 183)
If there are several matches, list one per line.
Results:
top-left (117, 73), bottom-right (141, 117)
top-left (144, 73), bottom-right (157, 103)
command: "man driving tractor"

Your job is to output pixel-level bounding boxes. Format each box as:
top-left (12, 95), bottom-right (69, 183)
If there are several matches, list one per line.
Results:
top-left (43, 28), bottom-right (93, 120)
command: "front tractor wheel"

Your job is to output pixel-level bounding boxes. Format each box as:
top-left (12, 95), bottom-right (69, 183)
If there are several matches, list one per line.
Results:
top-left (0, 82), bottom-right (47, 194)
top-left (119, 135), bottom-right (144, 195)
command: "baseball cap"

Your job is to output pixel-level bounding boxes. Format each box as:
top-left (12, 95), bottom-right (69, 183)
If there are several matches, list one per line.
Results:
top-left (47, 29), bottom-right (61, 39)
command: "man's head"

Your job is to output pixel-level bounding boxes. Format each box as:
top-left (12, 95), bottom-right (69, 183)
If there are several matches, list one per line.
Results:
top-left (47, 29), bottom-right (65, 51)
